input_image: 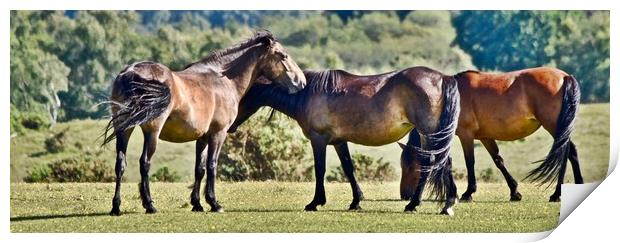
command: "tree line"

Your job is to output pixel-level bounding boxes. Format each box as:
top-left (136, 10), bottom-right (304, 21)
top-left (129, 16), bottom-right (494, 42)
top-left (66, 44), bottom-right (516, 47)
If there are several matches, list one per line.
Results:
top-left (10, 10), bottom-right (609, 133)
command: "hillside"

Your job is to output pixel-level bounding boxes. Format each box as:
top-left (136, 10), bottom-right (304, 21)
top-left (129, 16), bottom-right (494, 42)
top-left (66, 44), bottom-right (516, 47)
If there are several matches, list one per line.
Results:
top-left (10, 103), bottom-right (609, 183)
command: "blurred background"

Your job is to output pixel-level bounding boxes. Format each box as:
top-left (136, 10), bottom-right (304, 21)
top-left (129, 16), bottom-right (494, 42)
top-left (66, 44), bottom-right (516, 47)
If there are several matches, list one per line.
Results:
top-left (10, 11), bottom-right (610, 184)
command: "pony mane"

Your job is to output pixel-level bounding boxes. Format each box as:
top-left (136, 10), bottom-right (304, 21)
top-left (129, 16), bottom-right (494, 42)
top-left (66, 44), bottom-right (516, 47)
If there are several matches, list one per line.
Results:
top-left (454, 70), bottom-right (480, 78)
top-left (303, 69), bottom-right (349, 95)
top-left (183, 30), bottom-right (274, 71)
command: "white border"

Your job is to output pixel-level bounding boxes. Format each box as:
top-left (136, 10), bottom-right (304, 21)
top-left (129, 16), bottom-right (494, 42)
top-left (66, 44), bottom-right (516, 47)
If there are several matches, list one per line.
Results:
top-left (2, 1), bottom-right (617, 242)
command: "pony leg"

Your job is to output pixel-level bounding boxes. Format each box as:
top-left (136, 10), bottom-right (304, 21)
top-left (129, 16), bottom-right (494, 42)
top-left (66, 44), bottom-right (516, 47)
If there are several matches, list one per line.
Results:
top-left (440, 158), bottom-right (458, 216)
top-left (205, 131), bottom-right (227, 212)
top-left (139, 129), bottom-right (159, 214)
top-left (404, 131), bottom-right (429, 212)
top-left (569, 140), bottom-right (584, 184)
top-left (400, 130), bottom-right (421, 200)
top-left (334, 142), bottom-right (363, 210)
top-left (405, 169), bottom-right (428, 212)
top-left (550, 163), bottom-right (567, 202)
top-left (480, 139), bottom-right (521, 201)
top-left (110, 128), bottom-right (133, 216)
top-left (459, 136), bottom-right (477, 202)
top-left (305, 136), bottom-right (328, 211)
top-left (190, 138), bottom-right (208, 212)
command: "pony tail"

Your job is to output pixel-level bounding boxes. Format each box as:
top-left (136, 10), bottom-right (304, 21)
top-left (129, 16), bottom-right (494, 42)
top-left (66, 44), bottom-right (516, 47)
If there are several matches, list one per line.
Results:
top-left (525, 75), bottom-right (581, 186)
top-left (408, 76), bottom-right (460, 202)
top-left (102, 69), bottom-right (172, 146)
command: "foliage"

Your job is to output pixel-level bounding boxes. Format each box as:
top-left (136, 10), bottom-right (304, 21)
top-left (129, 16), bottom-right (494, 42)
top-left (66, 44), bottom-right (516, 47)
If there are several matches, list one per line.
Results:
top-left (263, 11), bottom-right (474, 74)
top-left (452, 10), bottom-right (609, 102)
top-left (44, 128), bottom-right (69, 153)
top-left (24, 154), bottom-right (114, 183)
top-left (326, 153), bottom-right (397, 182)
top-left (10, 10), bottom-right (608, 126)
top-left (478, 167), bottom-right (499, 183)
top-left (151, 166), bottom-right (181, 182)
top-left (10, 109), bottom-right (51, 133)
top-left (10, 11), bottom-right (70, 124)
top-left (219, 111), bottom-right (312, 181)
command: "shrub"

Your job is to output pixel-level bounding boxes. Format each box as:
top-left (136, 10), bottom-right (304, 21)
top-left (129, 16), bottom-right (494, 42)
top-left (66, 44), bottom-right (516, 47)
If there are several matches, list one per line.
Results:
top-left (152, 166), bottom-right (181, 182)
top-left (219, 112), bottom-right (312, 181)
top-left (10, 106), bottom-right (51, 135)
top-left (44, 128), bottom-right (69, 153)
top-left (23, 154), bottom-right (115, 183)
top-left (326, 153), bottom-right (397, 182)
top-left (23, 166), bottom-right (52, 183)
top-left (478, 167), bottom-right (498, 182)
top-left (20, 112), bottom-right (50, 130)
top-left (452, 168), bottom-right (467, 181)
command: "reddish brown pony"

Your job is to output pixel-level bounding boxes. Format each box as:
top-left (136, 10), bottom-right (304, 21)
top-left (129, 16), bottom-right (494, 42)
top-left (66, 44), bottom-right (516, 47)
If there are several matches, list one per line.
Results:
top-left (229, 67), bottom-right (461, 215)
top-left (103, 31), bottom-right (306, 215)
top-left (400, 67), bottom-right (582, 202)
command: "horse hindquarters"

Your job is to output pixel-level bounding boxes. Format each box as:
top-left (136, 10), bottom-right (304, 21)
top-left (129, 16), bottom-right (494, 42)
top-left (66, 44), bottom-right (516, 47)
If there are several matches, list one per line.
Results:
top-left (405, 76), bottom-right (460, 215)
top-left (104, 62), bottom-right (173, 145)
top-left (104, 62), bottom-right (174, 215)
top-left (526, 75), bottom-right (581, 202)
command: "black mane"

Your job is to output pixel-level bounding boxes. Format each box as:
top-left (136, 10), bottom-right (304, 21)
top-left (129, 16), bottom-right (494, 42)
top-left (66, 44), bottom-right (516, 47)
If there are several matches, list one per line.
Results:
top-left (303, 69), bottom-right (349, 95)
top-left (182, 30), bottom-right (274, 71)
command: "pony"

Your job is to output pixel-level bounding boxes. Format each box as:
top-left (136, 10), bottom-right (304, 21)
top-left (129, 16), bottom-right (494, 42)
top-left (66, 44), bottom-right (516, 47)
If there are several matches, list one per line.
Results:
top-left (103, 30), bottom-right (306, 215)
top-left (400, 67), bottom-right (582, 202)
top-left (229, 67), bottom-right (461, 215)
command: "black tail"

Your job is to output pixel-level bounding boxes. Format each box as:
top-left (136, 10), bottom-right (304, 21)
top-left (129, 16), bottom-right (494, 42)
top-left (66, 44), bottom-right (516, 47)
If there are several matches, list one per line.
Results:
top-left (102, 70), bottom-right (171, 145)
top-left (412, 76), bottom-right (461, 201)
top-left (525, 76), bottom-right (581, 186)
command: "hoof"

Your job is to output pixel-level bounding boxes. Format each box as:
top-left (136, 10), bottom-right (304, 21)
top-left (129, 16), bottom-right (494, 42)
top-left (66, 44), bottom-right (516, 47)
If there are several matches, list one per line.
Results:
top-left (510, 192), bottom-right (523, 202)
top-left (145, 206), bottom-right (158, 214)
top-left (440, 208), bottom-right (455, 216)
top-left (404, 203), bottom-right (417, 212)
top-left (349, 204), bottom-right (362, 211)
top-left (549, 196), bottom-right (561, 202)
top-left (304, 204), bottom-right (318, 211)
top-left (210, 206), bottom-right (224, 213)
top-left (191, 205), bottom-right (204, 212)
top-left (460, 195), bottom-right (473, 202)
top-left (109, 208), bottom-right (121, 216)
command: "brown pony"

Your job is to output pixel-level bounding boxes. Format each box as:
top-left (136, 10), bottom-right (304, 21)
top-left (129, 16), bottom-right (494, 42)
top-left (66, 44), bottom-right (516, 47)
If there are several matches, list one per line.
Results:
top-left (229, 67), bottom-right (461, 215)
top-left (103, 31), bottom-right (306, 215)
top-left (400, 67), bottom-right (582, 202)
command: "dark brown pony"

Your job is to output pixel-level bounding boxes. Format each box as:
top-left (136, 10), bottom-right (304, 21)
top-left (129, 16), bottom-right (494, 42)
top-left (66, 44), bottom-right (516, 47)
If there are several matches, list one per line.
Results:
top-left (229, 67), bottom-right (461, 215)
top-left (400, 67), bottom-right (582, 202)
top-left (103, 31), bottom-right (306, 215)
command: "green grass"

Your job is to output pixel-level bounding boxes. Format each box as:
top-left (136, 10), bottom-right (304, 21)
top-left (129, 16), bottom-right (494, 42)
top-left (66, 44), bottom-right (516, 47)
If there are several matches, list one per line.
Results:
top-left (8, 103), bottom-right (608, 232)
top-left (10, 182), bottom-right (559, 233)
top-left (10, 103), bottom-right (610, 183)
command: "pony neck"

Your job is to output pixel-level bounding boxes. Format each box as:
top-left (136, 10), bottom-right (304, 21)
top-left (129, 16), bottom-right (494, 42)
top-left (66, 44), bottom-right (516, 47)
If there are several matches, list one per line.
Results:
top-left (261, 85), bottom-right (305, 119)
top-left (220, 46), bottom-right (265, 98)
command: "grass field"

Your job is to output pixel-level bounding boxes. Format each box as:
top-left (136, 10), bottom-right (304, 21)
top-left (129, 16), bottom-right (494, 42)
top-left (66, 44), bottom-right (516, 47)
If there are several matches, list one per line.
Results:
top-left (10, 182), bottom-right (560, 233)
top-left (9, 103), bottom-right (608, 232)
top-left (10, 103), bottom-right (610, 183)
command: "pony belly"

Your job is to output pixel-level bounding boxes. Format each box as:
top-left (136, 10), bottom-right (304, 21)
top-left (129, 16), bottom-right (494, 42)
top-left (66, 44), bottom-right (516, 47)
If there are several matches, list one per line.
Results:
top-left (158, 117), bottom-right (206, 143)
top-left (481, 118), bottom-right (541, 141)
top-left (345, 122), bottom-right (413, 146)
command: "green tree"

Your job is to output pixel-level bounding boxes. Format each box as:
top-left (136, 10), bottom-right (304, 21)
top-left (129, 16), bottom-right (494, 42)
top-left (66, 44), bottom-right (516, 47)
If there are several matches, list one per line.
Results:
top-left (452, 11), bottom-right (609, 102)
top-left (10, 11), bottom-right (70, 125)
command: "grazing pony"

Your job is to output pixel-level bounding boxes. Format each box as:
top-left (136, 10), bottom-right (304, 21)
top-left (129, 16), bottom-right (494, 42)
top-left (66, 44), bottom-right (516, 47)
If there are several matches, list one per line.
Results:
top-left (229, 67), bottom-right (461, 215)
top-left (400, 67), bottom-right (582, 202)
top-left (103, 31), bottom-right (306, 215)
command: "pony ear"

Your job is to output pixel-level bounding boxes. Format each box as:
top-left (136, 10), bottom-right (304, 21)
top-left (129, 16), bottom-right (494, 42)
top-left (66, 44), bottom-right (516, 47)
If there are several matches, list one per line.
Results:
top-left (397, 142), bottom-right (408, 150)
top-left (260, 35), bottom-right (275, 47)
